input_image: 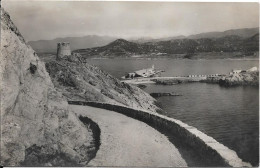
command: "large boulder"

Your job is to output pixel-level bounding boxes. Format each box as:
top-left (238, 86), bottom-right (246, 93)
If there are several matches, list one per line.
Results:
top-left (219, 70), bottom-right (259, 86)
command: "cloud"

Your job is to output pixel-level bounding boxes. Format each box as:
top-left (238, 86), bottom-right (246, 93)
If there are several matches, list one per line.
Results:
top-left (2, 1), bottom-right (259, 41)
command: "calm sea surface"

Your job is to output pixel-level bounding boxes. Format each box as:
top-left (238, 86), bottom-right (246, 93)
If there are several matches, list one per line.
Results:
top-left (88, 58), bottom-right (259, 166)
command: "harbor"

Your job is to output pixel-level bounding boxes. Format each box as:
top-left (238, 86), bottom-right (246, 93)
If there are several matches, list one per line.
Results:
top-left (89, 58), bottom-right (259, 166)
top-left (121, 65), bottom-right (224, 84)
top-left (121, 65), bottom-right (258, 85)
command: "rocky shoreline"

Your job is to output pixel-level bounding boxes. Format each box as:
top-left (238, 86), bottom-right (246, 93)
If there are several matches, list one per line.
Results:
top-left (1, 5), bottom-right (258, 167)
top-left (201, 69), bottom-right (259, 86)
top-left (149, 68), bottom-right (259, 87)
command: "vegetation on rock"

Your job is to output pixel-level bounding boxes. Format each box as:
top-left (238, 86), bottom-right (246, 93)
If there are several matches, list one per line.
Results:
top-left (45, 54), bottom-right (161, 113)
top-left (74, 34), bottom-right (259, 59)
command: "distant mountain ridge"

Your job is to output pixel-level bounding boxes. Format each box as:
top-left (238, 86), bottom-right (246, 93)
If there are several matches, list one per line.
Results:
top-left (74, 33), bottom-right (259, 58)
top-left (188, 27), bottom-right (259, 39)
top-left (29, 27), bottom-right (259, 54)
top-left (132, 27), bottom-right (259, 43)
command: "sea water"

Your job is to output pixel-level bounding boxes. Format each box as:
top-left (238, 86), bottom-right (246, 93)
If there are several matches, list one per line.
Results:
top-left (88, 58), bottom-right (259, 166)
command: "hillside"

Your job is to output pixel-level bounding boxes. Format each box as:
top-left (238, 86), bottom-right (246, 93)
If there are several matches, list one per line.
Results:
top-left (74, 34), bottom-right (259, 58)
top-left (1, 8), bottom-right (97, 166)
top-left (75, 39), bottom-right (145, 57)
top-left (188, 27), bottom-right (259, 39)
top-left (131, 35), bottom-right (186, 43)
top-left (128, 28), bottom-right (258, 43)
top-left (242, 33), bottom-right (259, 53)
top-left (28, 35), bottom-right (117, 53)
top-left (45, 54), bottom-right (161, 113)
top-left (28, 27), bottom-right (258, 54)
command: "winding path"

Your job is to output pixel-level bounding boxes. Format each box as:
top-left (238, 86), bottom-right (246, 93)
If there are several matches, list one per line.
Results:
top-left (69, 105), bottom-right (187, 167)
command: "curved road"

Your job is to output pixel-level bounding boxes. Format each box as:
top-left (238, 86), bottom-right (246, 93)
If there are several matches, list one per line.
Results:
top-left (70, 105), bottom-right (187, 167)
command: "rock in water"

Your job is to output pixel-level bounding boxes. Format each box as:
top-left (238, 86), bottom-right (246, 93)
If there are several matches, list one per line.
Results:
top-left (1, 8), bottom-right (95, 166)
top-left (219, 71), bottom-right (259, 86)
top-left (150, 92), bottom-right (182, 98)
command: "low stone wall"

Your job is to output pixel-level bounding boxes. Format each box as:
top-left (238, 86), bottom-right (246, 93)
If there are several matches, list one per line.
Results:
top-left (68, 101), bottom-right (251, 167)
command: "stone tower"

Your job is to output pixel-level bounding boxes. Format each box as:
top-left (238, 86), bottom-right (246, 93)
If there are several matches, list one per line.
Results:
top-left (56, 42), bottom-right (71, 60)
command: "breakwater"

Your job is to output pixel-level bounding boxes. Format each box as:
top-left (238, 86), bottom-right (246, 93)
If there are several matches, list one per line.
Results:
top-left (122, 76), bottom-right (208, 84)
top-left (68, 101), bottom-right (251, 167)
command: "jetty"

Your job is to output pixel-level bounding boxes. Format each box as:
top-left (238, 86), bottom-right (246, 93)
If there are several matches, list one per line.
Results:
top-left (120, 65), bottom-right (223, 85)
top-left (121, 74), bottom-right (223, 85)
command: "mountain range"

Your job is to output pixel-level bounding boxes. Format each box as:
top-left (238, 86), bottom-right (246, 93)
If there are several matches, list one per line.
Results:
top-left (131, 28), bottom-right (259, 43)
top-left (29, 27), bottom-right (259, 54)
top-left (74, 33), bottom-right (259, 59)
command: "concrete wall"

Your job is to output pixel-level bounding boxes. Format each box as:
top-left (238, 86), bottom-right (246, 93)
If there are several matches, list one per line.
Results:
top-left (68, 101), bottom-right (251, 167)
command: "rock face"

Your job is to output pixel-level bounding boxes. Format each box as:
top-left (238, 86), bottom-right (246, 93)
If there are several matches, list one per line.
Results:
top-left (1, 8), bottom-right (96, 166)
top-left (219, 71), bottom-right (259, 86)
top-left (201, 69), bottom-right (259, 86)
top-left (45, 55), bottom-right (160, 113)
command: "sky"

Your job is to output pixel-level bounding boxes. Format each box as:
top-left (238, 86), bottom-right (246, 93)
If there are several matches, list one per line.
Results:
top-left (2, 1), bottom-right (259, 41)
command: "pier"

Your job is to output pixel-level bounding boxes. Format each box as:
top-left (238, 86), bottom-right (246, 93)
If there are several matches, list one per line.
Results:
top-left (121, 74), bottom-right (222, 84)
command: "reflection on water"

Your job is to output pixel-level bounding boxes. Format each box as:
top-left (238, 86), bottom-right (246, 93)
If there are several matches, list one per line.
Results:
top-left (88, 58), bottom-right (259, 166)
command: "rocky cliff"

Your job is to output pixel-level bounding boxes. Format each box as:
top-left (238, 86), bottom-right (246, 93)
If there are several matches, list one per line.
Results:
top-left (1, 8), bottom-right (97, 166)
top-left (201, 68), bottom-right (259, 86)
top-left (45, 54), bottom-right (161, 113)
top-left (219, 71), bottom-right (259, 86)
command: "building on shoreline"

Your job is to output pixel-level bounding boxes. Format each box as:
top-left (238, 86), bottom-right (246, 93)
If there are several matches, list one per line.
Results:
top-left (229, 67), bottom-right (258, 75)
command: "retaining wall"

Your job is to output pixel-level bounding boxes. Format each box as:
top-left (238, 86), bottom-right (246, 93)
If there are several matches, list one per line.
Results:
top-left (68, 101), bottom-right (251, 167)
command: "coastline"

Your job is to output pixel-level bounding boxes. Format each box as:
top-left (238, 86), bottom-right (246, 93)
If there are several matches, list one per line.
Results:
top-left (2, 2), bottom-right (259, 167)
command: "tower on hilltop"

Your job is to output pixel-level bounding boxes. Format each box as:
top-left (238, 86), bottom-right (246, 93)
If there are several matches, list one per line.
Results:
top-left (56, 42), bottom-right (71, 60)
